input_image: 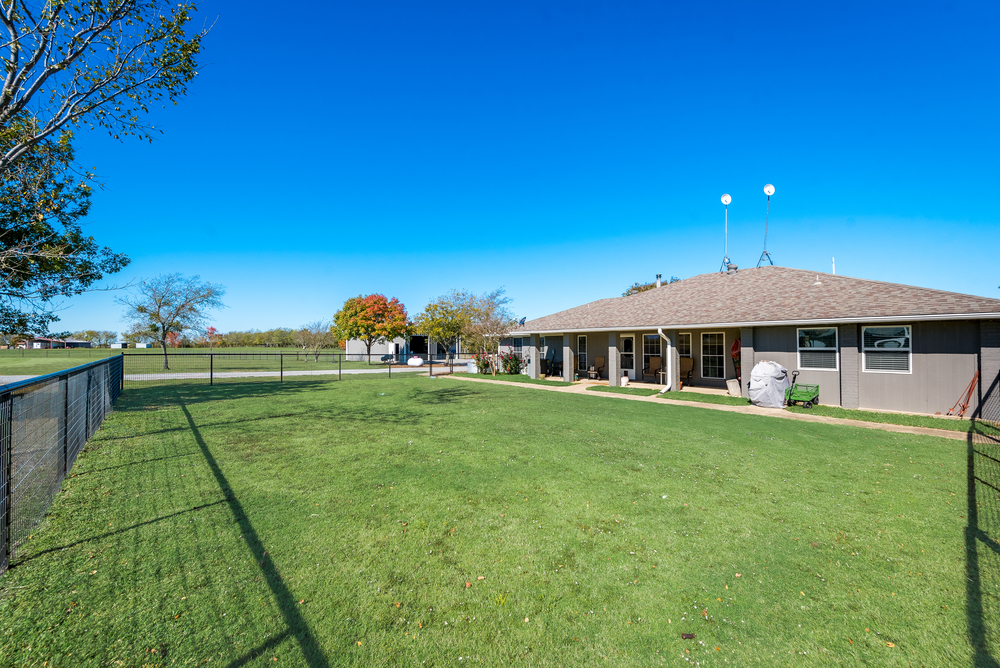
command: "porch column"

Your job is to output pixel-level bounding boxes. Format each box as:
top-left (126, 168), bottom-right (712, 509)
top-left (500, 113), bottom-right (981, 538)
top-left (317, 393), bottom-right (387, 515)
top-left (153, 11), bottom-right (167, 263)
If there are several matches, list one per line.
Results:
top-left (608, 333), bottom-right (619, 387)
top-left (663, 330), bottom-right (679, 391)
top-left (563, 334), bottom-right (574, 382)
top-left (526, 334), bottom-right (539, 380)
top-left (739, 327), bottom-right (754, 399)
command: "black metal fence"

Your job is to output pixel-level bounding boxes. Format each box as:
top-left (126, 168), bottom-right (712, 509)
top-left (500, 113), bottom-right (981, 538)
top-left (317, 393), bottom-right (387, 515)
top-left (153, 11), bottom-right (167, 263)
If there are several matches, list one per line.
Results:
top-left (0, 355), bottom-right (123, 574)
top-left (121, 351), bottom-right (520, 388)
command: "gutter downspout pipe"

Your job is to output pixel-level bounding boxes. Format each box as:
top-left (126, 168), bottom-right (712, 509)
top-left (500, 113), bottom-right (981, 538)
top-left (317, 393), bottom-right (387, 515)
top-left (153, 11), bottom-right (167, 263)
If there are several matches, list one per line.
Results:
top-left (657, 328), bottom-right (672, 393)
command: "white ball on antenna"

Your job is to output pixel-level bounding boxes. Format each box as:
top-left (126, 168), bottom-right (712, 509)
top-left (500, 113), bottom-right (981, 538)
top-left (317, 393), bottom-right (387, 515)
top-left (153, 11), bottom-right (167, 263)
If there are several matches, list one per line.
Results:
top-left (763, 184), bottom-right (775, 196)
top-left (720, 194), bottom-right (731, 205)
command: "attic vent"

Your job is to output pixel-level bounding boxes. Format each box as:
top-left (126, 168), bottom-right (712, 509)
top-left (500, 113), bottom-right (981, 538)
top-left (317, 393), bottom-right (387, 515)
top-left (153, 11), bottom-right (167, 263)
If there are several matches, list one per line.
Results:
top-left (727, 264), bottom-right (738, 275)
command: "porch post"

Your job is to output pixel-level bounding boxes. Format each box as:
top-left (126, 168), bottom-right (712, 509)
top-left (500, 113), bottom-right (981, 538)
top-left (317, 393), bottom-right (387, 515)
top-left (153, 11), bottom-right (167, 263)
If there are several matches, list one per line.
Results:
top-left (739, 327), bottom-right (754, 399)
top-left (563, 334), bottom-right (573, 382)
top-left (526, 334), bottom-right (539, 380)
top-left (664, 330), bottom-right (679, 391)
top-left (608, 333), bottom-right (619, 387)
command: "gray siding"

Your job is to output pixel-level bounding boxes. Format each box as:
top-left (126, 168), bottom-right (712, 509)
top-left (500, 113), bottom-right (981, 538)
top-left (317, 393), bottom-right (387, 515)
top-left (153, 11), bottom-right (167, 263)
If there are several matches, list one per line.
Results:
top-left (752, 326), bottom-right (843, 407)
top-left (980, 320), bottom-right (1000, 421)
top-left (858, 321), bottom-right (979, 414)
top-left (839, 325), bottom-right (859, 409)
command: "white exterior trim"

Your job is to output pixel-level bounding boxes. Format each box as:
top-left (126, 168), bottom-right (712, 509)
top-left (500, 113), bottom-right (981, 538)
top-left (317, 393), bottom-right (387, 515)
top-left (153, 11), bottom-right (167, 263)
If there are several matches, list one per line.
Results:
top-left (796, 327), bottom-right (839, 371)
top-left (701, 331), bottom-right (725, 380)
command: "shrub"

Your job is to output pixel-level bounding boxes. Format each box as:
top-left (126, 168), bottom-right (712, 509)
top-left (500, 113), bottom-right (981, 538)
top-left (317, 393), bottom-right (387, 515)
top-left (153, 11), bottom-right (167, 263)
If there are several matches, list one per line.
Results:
top-left (500, 351), bottom-right (523, 375)
top-left (473, 352), bottom-right (492, 374)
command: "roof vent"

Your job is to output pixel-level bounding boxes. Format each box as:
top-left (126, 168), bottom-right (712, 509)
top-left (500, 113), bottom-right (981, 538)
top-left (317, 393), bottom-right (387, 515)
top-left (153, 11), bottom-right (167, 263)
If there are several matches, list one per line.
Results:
top-left (656, 274), bottom-right (662, 288)
top-left (727, 264), bottom-right (738, 275)
top-left (812, 275), bottom-right (822, 286)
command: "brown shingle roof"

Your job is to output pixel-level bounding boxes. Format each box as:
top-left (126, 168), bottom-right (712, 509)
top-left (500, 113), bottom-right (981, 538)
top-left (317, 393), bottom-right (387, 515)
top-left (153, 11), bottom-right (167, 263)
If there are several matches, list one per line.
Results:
top-left (521, 266), bottom-right (1000, 333)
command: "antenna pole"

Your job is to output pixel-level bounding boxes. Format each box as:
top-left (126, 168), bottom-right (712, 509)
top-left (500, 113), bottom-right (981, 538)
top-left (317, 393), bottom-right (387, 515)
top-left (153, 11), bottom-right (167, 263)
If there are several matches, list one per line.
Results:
top-left (719, 194), bottom-right (732, 272)
top-left (756, 190), bottom-right (774, 267)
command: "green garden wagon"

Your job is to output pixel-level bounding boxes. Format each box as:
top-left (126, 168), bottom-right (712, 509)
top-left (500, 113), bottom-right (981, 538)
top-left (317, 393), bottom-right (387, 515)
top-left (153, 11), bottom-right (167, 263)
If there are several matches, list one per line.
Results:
top-left (784, 382), bottom-right (820, 408)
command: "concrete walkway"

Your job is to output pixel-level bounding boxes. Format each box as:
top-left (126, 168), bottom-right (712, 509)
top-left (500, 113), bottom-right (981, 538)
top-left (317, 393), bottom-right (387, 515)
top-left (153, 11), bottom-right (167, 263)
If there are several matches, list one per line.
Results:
top-left (442, 375), bottom-right (970, 441)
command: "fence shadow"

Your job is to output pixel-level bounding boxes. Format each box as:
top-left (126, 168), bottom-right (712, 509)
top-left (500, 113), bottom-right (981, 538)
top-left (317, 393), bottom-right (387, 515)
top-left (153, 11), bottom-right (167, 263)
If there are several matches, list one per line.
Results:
top-left (968, 370), bottom-right (1000, 668)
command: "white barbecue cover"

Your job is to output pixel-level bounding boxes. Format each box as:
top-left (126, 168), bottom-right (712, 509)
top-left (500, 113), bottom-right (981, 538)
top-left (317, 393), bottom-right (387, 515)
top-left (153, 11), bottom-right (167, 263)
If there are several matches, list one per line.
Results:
top-left (748, 360), bottom-right (790, 408)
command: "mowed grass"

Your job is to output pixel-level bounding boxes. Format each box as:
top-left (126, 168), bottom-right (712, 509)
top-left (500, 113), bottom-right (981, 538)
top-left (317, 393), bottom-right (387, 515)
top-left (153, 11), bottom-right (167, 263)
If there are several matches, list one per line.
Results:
top-left (452, 372), bottom-right (573, 387)
top-left (0, 375), bottom-right (992, 667)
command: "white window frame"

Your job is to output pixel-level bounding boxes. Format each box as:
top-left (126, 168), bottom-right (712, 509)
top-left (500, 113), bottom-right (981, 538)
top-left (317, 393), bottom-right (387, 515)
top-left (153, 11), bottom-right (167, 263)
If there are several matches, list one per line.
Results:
top-left (577, 335), bottom-right (587, 371)
top-left (642, 334), bottom-right (661, 373)
top-left (796, 327), bottom-right (839, 371)
top-left (862, 325), bottom-right (912, 375)
top-left (701, 331), bottom-right (726, 380)
top-left (513, 338), bottom-right (523, 355)
top-left (677, 332), bottom-right (692, 357)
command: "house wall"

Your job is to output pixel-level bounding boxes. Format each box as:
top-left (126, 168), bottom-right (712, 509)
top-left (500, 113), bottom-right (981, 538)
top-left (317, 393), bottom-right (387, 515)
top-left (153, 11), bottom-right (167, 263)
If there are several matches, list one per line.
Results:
top-left (753, 326), bottom-right (842, 407)
top-left (677, 328), bottom-right (742, 389)
top-left (856, 320), bottom-right (980, 414)
top-left (573, 332), bottom-right (609, 379)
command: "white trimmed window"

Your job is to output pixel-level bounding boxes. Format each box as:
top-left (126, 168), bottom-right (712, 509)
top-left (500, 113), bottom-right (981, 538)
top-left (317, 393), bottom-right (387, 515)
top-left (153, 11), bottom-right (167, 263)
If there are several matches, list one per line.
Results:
top-left (863, 325), bottom-right (911, 373)
top-left (677, 333), bottom-right (692, 357)
top-left (702, 332), bottom-right (725, 379)
top-left (797, 328), bottom-right (838, 370)
top-left (643, 334), bottom-right (661, 372)
top-left (577, 336), bottom-right (587, 370)
top-left (513, 338), bottom-right (522, 355)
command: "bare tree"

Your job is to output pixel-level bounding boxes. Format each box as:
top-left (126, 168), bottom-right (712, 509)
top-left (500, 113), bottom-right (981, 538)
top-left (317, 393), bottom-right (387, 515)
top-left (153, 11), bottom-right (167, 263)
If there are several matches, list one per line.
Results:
top-left (294, 320), bottom-right (334, 361)
top-left (118, 273), bottom-right (224, 369)
top-left (464, 288), bottom-right (517, 376)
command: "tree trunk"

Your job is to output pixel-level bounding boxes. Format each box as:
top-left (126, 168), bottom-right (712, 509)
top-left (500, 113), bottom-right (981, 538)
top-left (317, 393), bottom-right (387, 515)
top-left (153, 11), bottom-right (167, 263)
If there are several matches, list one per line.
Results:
top-left (160, 338), bottom-right (170, 370)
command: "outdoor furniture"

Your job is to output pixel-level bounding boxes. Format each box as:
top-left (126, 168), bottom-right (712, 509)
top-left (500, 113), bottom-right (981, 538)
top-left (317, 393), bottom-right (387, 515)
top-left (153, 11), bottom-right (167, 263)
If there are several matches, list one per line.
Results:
top-left (679, 357), bottom-right (694, 387)
top-left (642, 356), bottom-right (662, 382)
top-left (588, 356), bottom-right (606, 380)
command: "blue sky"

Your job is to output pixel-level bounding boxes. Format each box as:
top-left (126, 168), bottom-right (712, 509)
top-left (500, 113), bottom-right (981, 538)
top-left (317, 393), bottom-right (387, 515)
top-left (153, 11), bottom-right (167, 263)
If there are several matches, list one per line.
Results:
top-left (58, 0), bottom-right (1000, 334)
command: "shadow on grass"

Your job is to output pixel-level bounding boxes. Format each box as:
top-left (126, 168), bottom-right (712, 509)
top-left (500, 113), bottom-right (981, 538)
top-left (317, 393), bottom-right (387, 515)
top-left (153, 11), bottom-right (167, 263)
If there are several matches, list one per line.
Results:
top-left (15, 499), bottom-right (228, 566)
top-left (967, 370), bottom-right (1000, 667)
top-left (178, 399), bottom-right (331, 668)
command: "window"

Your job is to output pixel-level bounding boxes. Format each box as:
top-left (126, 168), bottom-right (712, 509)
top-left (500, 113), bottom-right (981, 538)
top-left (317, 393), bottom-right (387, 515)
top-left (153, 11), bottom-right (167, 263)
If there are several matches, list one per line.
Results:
top-left (621, 336), bottom-right (634, 370)
top-left (797, 328), bottom-right (838, 370)
top-left (643, 334), bottom-right (661, 372)
top-left (701, 332), bottom-right (725, 379)
top-left (863, 325), bottom-right (911, 373)
top-left (577, 336), bottom-right (587, 370)
top-left (677, 333), bottom-right (692, 357)
top-left (513, 338), bottom-right (522, 355)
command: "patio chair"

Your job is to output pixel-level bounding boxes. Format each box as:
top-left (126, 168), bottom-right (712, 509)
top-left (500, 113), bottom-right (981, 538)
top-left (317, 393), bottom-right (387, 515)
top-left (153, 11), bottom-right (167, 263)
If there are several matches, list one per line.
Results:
top-left (679, 357), bottom-right (694, 387)
top-left (588, 356), bottom-right (606, 380)
top-left (642, 356), bottom-right (662, 382)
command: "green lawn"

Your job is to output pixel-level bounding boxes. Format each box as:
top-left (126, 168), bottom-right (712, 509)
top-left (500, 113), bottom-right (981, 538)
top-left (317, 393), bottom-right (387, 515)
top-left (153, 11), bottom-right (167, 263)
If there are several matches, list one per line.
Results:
top-left (787, 404), bottom-right (974, 433)
top-left (0, 376), bottom-right (993, 667)
top-left (659, 391), bottom-right (751, 407)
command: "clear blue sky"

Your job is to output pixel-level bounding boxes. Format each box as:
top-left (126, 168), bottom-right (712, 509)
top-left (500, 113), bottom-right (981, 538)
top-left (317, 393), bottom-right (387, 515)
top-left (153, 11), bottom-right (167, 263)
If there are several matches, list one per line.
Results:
top-left (58, 0), bottom-right (1000, 334)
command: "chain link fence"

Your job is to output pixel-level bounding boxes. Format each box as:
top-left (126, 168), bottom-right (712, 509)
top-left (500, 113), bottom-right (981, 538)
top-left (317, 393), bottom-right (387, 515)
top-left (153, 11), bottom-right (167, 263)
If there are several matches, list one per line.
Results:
top-left (0, 356), bottom-right (122, 574)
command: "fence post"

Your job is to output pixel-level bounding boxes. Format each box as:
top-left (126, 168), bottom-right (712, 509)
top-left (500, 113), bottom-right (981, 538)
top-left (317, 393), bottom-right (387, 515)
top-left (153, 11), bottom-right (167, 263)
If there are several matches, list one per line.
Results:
top-left (85, 368), bottom-right (92, 440)
top-left (280, 354), bottom-right (283, 382)
top-left (1, 392), bottom-right (12, 574)
top-left (429, 360), bottom-right (433, 378)
top-left (210, 353), bottom-right (214, 386)
top-left (388, 356), bottom-right (391, 379)
top-left (62, 374), bottom-right (69, 480)
top-left (339, 355), bottom-right (341, 381)
top-left (120, 352), bottom-right (125, 391)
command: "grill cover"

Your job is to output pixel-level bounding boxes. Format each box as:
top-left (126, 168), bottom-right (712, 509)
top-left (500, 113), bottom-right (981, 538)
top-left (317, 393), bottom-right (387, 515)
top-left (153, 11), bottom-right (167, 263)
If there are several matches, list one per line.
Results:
top-left (748, 360), bottom-right (790, 408)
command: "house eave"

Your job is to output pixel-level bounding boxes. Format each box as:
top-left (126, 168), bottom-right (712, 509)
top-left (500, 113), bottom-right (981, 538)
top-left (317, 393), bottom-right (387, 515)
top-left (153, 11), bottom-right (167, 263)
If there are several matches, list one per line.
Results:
top-left (517, 311), bottom-right (1000, 336)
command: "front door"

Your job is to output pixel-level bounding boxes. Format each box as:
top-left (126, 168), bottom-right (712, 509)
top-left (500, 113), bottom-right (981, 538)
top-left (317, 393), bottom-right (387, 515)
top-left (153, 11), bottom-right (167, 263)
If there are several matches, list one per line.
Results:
top-left (621, 335), bottom-right (635, 380)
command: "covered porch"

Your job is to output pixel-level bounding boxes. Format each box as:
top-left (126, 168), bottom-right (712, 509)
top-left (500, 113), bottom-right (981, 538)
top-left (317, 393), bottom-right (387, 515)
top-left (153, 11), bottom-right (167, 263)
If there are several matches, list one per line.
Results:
top-left (524, 327), bottom-right (744, 394)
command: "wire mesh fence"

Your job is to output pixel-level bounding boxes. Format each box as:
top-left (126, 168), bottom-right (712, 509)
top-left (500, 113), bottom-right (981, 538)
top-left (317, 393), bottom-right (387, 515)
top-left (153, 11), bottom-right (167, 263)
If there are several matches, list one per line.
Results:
top-left (0, 355), bottom-right (122, 574)
top-left (121, 352), bottom-right (515, 388)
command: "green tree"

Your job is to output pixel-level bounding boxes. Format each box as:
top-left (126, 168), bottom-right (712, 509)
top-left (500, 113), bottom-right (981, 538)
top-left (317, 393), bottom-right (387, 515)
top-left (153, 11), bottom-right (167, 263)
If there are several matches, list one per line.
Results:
top-left (0, 1), bottom-right (206, 173)
top-left (622, 276), bottom-right (680, 297)
top-left (118, 274), bottom-right (225, 369)
top-left (0, 128), bottom-right (129, 333)
top-left (413, 290), bottom-right (474, 357)
top-left (333, 294), bottom-right (410, 362)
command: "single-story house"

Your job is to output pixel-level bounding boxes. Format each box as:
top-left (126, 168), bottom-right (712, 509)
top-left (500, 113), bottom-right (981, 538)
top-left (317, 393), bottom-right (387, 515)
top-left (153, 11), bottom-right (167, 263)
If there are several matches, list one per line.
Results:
top-left (518, 265), bottom-right (1000, 416)
top-left (29, 337), bottom-right (66, 349)
top-left (63, 338), bottom-right (92, 349)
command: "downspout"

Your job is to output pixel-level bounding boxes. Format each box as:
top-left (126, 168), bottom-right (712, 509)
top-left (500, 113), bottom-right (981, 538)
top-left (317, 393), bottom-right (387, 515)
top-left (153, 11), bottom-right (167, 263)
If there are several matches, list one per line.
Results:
top-left (657, 328), bottom-right (672, 393)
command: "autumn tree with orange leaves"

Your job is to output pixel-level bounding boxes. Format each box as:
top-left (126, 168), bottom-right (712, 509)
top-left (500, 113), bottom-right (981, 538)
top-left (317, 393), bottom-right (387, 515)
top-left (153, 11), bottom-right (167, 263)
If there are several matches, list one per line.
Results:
top-left (332, 294), bottom-right (410, 362)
